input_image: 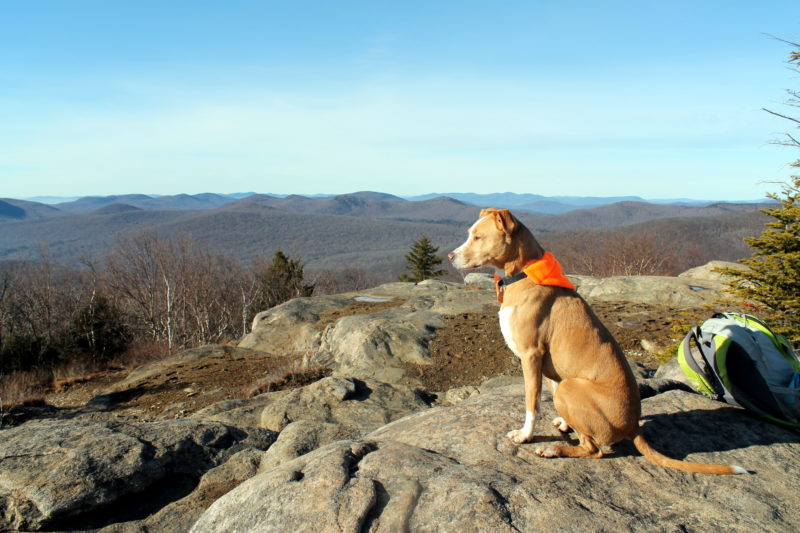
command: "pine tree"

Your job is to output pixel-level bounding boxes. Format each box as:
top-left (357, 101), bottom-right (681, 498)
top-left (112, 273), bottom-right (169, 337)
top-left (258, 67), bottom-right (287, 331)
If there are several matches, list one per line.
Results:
top-left (400, 235), bottom-right (446, 282)
top-left (721, 176), bottom-right (800, 344)
top-left (720, 41), bottom-right (800, 344)
top-left (253, 250), bottom-right (314, 312)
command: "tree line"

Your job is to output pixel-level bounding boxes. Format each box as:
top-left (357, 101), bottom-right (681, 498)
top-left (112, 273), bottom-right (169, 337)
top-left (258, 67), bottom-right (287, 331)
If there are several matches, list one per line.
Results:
top-left (0, 230), bottom-right (318, 376)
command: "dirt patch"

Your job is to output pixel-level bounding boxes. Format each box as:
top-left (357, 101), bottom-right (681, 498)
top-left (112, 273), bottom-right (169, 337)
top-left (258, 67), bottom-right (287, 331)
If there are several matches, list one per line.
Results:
top-left (243, 366), bottom-right (332, 397)
top-left (98, 351), bottom-right (306, 418)
top-left (315, 298), bottom-right (405, 331)
top-left (41, 350), bottom-right (311, 421)
top-left (409, 311), bottom-right (520, 392)
top-left (409, 301), bottom-right (704, 391)
top-left (590, 301), bottom-right (707, 368)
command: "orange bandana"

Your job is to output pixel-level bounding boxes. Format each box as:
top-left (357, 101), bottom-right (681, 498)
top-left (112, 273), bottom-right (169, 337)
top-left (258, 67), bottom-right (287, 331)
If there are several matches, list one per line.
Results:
top-left (493, 252), bottom-right (575, 303)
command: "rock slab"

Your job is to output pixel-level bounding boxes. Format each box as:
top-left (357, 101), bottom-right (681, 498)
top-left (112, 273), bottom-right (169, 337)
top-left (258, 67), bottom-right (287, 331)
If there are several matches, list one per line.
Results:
top-left (192, 386), bottom-right (800, 533)
top-left (0, 419), bottom-right (275, 531)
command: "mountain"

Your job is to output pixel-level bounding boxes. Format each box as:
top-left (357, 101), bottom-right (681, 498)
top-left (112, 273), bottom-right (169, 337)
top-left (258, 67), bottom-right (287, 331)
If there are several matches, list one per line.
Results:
top-left (0, 198), bottom-right (62, 220)
top-left (516, 201), bottom-right (771, 232)
top-left (404, 192), bottom-right (767, 215)
top-left (90, 203), bottom-right (143, 215)
top-left (405, 192), bottom-right (648, 213)
top-left (228, 193), bottom-right (476, 223)
top-left (55, 193), bottom-right (238, 213)
top-left (0, 200), bottom-right (26, 220)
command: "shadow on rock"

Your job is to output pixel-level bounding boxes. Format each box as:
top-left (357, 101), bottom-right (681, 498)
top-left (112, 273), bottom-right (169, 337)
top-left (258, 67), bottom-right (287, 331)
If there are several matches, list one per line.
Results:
top-left (610, 391), bottom-right (800, 464)
top-left (51, 474), bottom-right (200, 531)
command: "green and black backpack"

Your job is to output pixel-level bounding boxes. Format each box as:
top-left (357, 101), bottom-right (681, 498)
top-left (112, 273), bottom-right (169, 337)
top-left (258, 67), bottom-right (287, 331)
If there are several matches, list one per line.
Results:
top-left (678, 312), bottom-right (800, 429)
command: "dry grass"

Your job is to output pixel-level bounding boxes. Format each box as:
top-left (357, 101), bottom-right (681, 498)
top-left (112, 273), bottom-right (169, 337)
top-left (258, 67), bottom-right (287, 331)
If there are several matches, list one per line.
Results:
top-left (0, 340), bottom-right (172, 411)
top-left (0, 368), bottom-right (51, 410)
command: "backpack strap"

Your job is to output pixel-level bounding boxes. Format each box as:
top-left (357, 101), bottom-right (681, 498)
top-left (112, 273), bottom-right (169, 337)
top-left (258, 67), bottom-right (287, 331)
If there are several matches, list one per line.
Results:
top-left (680, 327), bottom-right (726, 399)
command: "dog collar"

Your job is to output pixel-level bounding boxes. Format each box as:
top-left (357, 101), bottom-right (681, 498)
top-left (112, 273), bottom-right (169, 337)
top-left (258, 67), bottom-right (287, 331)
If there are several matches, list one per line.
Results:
top-left (493, 252), bottom-right (575, 304)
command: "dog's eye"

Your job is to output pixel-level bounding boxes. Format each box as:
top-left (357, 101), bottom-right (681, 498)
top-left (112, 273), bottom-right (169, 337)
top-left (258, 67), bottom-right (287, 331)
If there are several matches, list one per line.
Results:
top-left (473, 235), bottom-right (480, 240)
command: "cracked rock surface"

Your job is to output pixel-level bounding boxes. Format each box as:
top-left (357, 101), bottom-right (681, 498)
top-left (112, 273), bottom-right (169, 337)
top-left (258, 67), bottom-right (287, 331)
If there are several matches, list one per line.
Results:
top-left (192, 386), bottom-right (800, 533)
top-left (0, 419), bottom-right (275, 531)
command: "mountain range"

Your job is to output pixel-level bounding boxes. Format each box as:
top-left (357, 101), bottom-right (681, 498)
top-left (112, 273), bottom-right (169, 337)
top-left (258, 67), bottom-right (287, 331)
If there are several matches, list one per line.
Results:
top-left (14, 191), bottom-right (768, 215)
top-left (0, 191), bottom-right (772, 272)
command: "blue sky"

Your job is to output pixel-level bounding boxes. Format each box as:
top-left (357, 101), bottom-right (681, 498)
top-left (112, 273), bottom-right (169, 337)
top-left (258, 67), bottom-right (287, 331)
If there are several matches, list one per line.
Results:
top-left (1, 1), bottom-right (798, 201)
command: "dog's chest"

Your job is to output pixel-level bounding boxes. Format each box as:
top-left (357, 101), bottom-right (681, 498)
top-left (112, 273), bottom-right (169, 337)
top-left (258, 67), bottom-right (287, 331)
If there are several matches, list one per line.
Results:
top-left (498, 305), bottom-right (520, 358)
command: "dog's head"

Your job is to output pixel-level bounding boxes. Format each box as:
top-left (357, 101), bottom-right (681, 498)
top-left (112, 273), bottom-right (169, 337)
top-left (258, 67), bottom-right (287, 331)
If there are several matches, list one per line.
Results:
top-left (448, 208), bottom-right (520, 269)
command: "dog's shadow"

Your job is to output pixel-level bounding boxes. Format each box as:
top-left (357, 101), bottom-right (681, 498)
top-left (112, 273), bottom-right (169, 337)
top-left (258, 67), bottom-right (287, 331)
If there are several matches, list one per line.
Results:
top-left (610, 405), bottom-right (800, 460)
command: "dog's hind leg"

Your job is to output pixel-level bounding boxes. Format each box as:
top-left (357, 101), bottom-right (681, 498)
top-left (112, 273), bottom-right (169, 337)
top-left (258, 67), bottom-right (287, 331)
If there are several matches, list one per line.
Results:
top-left (535, 433), bottom-right (604, 459)
top-left (548, 377), bottom-right (636, 452)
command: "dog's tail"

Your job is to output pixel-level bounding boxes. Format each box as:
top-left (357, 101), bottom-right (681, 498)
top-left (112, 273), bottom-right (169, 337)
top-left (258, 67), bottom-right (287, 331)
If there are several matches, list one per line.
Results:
top-left (631, 429), bottom-right (749, 475)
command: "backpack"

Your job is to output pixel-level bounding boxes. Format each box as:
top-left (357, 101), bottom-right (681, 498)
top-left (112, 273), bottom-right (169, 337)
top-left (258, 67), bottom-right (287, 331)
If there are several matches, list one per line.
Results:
top-left (678, 312), bottom-right (800, 429)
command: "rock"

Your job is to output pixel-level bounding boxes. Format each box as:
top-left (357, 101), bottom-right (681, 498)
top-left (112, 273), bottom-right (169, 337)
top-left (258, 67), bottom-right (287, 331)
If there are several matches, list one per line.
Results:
top-left (479, 375), bottom-right (524, 391)
top-left (654, 356), bottom-right (695, 388)
top-left (193, 386), bottom-right (800, 532)
top-left (679, 260), bottom-right (746, 281)
top-left (258, 377), bottom-right (430, 433)
top-left (309, 283), bottom-right (493, 385)
top-left (313, 308), bottom-right (445, 385)
top-left (239, 282), bottom-right (493, 387)
top-left (100, 448), bottom-right (266, 533)
top-left (569, 274), bottom-right (722, 306)
top-left (260, 420), bottom-right (360, 471)
top-left (443, 385), bottom-right (480, 405)
top-left (637, 377), bottom-right (695, 399)
top-left (0, 419), bottom-right (275, 531)
top-left (194, 376), bottom-right (431, 435)
top-left (239, 296), bottom-right (350, 355)
top-left (463, 272), bottom-right (495, 290)
top-left (639, 338), bottom-right (663, 354)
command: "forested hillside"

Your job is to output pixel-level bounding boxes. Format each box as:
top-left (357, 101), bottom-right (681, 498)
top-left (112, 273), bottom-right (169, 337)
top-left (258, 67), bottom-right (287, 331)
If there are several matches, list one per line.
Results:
top-left (0, 192), bottom-right (771, 275)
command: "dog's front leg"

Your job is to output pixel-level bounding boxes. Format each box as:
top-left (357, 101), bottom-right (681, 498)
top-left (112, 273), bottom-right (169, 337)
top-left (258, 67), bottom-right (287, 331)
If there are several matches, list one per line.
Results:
top-left (507, 350), bottom-right (544, 444)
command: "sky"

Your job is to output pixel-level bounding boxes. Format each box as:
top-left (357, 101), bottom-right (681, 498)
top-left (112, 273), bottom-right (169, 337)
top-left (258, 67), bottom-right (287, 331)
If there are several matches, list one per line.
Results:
top-left (1, 1), bottom-right (799, 202)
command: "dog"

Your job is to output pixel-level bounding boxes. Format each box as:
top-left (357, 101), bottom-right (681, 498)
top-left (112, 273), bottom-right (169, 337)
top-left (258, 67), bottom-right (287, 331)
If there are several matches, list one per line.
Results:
top-left (449, 208), bottom-right (747, 475)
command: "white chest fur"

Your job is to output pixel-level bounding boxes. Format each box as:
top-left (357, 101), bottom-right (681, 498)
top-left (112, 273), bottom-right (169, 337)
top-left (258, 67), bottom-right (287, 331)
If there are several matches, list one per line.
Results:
top-left (498, 305), bottom-right (520, 358)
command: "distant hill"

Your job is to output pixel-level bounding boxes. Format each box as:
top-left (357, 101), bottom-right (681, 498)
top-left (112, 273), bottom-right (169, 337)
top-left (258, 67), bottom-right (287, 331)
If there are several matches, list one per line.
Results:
top-left (517, 201), bottom-right (771, 232)
top-left (90, 203), bottom-right (143, 215)
top-left (404, 192), bottom-right (764, 214)
top-left (0, 198), bottom-right (62, 220)
top-left (0, 200), bottom-right (26, 220)
top-left (229, 192), bottom-right (476, 223)
top-left (406, 192), bottom-right (649, 214)
top-left (54, 193), bottom-right (237, 213)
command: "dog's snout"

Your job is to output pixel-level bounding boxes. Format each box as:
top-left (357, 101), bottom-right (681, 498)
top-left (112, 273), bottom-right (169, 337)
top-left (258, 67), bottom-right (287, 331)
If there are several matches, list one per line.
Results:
top-left (447, 252), bottom-right (455, 262)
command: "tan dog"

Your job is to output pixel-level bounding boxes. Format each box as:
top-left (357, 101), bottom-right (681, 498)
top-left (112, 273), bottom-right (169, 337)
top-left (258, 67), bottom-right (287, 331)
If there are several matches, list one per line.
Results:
top-left (449, 208), bottom-right (747, 475)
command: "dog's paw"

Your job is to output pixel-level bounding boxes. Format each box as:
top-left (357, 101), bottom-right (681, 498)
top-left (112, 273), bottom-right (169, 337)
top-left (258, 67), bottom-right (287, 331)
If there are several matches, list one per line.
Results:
top-left (534, 444), bottom-right (560, 458)
top-left (506, 428), bottom-right (534, 444)
top-left (552, 416), bottom-right (570, 433)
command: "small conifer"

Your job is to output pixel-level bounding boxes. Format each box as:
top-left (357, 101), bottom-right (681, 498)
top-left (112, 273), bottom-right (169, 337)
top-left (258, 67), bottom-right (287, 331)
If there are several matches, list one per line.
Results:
top-left (255, 250), bottom-right (314, 310)
top-left (400, 236), bottom-right (446, 282)
top-left (720, 175), bottom-right (800, 344)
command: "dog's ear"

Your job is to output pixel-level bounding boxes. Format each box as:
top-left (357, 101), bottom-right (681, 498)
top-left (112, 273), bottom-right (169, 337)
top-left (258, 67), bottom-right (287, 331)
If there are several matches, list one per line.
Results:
top-left (490, 209), bottom-right (518, 236)
top-left (479, 207), bottom-right (500, 218)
